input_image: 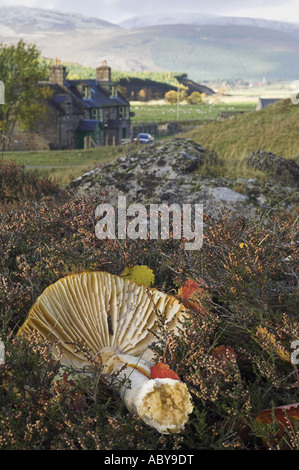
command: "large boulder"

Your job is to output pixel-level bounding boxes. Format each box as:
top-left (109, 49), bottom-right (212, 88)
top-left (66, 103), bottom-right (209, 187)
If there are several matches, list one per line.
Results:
top-left (71, 138), bottom-right (298, 220)
top-left (244, 150), bottom-right (299, 185)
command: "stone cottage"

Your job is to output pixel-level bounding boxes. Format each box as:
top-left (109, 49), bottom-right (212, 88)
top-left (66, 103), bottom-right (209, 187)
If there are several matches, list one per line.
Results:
top-left (12, 60), bottom-right (131, 150)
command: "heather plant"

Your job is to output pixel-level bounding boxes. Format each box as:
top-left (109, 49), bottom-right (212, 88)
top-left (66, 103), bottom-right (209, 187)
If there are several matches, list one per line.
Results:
top-left (0, 160), bottom-right (62, 202)
top-left (0, 163), bottom-right (298, 449)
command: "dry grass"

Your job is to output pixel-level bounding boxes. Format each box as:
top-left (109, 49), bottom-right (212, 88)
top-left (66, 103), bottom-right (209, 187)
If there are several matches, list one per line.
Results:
top-left (183, 99), bottom-right (299, 163)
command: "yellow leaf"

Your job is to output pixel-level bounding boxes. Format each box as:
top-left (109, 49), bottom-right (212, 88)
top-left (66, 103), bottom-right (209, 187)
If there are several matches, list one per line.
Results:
top-left (120, 265), bottom-right (155, 287)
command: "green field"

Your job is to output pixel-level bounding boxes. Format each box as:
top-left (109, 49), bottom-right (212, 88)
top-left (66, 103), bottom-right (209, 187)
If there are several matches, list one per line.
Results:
top-left (131, 101), bottom-right (255, 123)
top-left (0, 145), bottom-right (130, 186)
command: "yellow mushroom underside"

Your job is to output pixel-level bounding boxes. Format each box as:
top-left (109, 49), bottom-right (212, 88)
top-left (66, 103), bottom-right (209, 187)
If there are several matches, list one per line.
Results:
top-left (18, 271), bottom-right (186, 367)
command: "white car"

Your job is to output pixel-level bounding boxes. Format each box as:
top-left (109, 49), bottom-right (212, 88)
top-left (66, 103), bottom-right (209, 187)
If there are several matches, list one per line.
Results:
top-left (134, 133), bottom-right (154, 144)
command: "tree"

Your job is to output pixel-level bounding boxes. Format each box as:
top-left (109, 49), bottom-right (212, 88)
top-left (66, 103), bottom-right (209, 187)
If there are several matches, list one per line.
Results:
top-left (164, 90), bottom-right (177, 104)
top-left (187, 91), bottom-right (202, 105)
top-left (164, 89), bottom-right (187, 104)
top-left (137, 88), bottom-right (148, 101)
top-left (0, 40), bottom-right (50, 151)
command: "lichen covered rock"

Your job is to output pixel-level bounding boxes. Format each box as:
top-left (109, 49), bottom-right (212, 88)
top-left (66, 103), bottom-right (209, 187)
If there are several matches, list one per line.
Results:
top-left (71, 138), bottom-right (298, 220)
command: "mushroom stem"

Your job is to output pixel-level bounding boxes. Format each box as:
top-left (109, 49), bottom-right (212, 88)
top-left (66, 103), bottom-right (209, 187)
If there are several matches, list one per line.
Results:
top-left (103, 351), bottom-right (193, 434)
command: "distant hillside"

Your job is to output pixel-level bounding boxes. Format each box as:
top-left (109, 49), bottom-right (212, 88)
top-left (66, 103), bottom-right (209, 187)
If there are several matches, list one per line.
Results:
top-left (119, 13), bottom-right (299, 38)
top-left (0, 5), bottom-right (120, 36)
top-left (1, 6), bottom-right (299, 81)
top-left (116, 75), bottom-right (215, 101)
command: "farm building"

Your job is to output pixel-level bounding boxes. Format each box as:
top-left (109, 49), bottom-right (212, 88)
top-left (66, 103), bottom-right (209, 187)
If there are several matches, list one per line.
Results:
top-left (256, 98), bottom-right (280, 110)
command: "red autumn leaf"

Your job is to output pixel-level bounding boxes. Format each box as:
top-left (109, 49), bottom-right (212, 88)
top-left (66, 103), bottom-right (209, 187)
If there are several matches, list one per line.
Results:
top-left (150, 362), bottom-right (180, 381)
top-left (212, 345), bottom-right (237, 362)
top-left (179, 279), bottom-right (199, 300)
top-left (256, 403), bottom-right (299, 448)
top-left (177, 279), bottom-right (209, 314)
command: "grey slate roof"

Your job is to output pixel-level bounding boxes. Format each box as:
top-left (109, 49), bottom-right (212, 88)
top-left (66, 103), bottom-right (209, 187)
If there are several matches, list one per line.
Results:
top-left (44, 83), bottom-right (83, 115)
top-left (256, 98), bottom-right (280, 110)
top-left (66, 79), bottom-right (129, 108)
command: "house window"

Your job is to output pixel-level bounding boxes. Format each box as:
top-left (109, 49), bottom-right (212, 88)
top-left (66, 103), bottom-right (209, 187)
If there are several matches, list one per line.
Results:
top-left (82, 86), bottom-right (91, 99)
top-left (119, 107), bottom-right (129, 119)
top-left (110, 85), bottom-right (117, 97)
top-left (91, 108), bottom-right (97, 119)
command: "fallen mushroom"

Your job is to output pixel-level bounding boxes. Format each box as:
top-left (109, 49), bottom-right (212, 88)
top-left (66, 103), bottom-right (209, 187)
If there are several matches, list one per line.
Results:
top-left (18, 271), bottom-right (193, 434)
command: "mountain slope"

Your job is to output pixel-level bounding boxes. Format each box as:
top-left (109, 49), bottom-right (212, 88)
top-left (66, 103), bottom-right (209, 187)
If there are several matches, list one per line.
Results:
top-left (119, 12), bottom-right (299, 38)
top-left (0, 5), bottom-right (121, 37)
top-left (1, 6), bottom-right (299, 81)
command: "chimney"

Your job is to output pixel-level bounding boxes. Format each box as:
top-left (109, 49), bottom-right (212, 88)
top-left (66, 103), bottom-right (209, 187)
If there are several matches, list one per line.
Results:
top-left (49, 58), bottom-right (66, 86)
top-left (96, 60), bottom-right (111, 82)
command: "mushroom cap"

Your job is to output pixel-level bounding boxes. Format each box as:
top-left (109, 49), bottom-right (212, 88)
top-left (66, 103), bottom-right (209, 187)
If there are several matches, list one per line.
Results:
top-left (18, 271), bottom-right (187, 369)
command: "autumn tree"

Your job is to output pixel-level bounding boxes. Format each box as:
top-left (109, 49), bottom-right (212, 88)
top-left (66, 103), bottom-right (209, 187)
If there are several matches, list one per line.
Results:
top-left (137, 88), bottom-right (148, 101)
top-left (164, 89), bottom-right (187, 104)
top-left (187, 91), bottom-right (202, 105)
top-left (0, 40), bottom-right (50, 151)
top-left (164, 90), bottom-right (177, 104)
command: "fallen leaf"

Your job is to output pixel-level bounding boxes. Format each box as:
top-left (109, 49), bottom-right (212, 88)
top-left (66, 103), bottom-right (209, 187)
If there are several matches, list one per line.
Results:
top-left (255, 403), bottom-right (299, 448)
top-left (177, 279), bottom-right (209, 314)
top-left (120, 265), bottom-right (155, 287)
top-left (212, 345), bottom-right (237, 362)
top-left (150, 362), bottom-right (180, 381)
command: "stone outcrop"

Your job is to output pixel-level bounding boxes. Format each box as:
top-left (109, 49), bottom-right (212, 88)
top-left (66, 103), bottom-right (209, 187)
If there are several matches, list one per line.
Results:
top-left (71, 138), bottom-right (298, 220)
top-left (244, 150), bottom-right (299, 184)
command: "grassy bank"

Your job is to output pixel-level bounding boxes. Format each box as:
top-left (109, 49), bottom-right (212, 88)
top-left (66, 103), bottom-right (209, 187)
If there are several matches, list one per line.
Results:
top-left (0, 145), bottom-right (131, 186)
top-left (182, 98), bottom-right (299, 163)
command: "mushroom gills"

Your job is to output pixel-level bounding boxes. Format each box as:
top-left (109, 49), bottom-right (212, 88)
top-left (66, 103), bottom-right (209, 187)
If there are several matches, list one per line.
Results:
top-left (18, 271), bottom-right (192, 433)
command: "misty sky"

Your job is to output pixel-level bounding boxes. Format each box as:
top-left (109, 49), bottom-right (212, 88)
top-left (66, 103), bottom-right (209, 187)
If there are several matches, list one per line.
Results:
top-left (1, 0), bottom-right (299, 24)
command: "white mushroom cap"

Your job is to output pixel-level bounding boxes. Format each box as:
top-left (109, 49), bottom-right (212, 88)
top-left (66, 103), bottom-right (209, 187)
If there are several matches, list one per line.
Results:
top-left (18, 271), bottom-right (186, 366)
top-left (18, 271), bottom-right (192, 433)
